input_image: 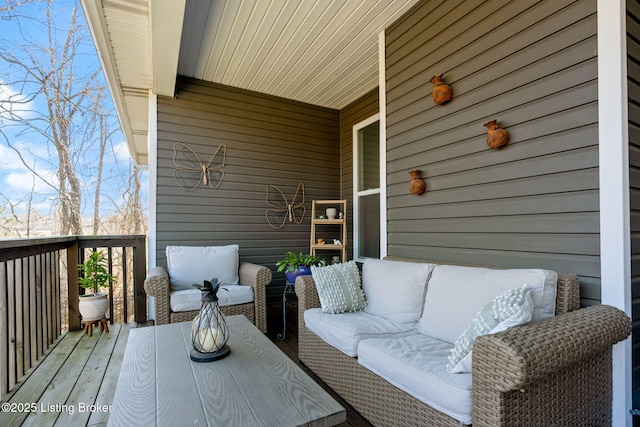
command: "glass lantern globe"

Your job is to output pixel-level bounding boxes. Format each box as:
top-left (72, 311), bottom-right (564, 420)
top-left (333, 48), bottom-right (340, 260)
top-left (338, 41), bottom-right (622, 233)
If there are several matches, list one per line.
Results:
top-left (190, 279), bottom-right (230, 362)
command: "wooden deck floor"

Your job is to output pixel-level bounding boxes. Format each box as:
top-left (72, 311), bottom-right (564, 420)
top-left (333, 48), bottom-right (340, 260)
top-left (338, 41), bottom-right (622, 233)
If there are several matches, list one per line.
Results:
top-left (0, 302), bottom-right (371, 427)
top-left (0, 323), bottom-right (132, 427)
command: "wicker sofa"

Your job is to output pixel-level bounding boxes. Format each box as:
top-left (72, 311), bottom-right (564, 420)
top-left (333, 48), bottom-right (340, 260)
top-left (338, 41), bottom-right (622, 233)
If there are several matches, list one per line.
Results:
top-left (295, 257), bottom-right (631, 426)
top-left (144, 245), bottom-right (272, 333)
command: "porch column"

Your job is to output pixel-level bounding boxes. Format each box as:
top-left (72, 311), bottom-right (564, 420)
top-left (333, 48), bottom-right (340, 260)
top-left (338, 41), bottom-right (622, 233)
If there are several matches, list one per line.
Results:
top-left (378, 30), bottom-right (388, 258)
top-left (147, 91), bottom-right (158, 268)
top-left (597, 0), bottom-right (632, 425)
top-left (147, 91), bottom-right (158, 321)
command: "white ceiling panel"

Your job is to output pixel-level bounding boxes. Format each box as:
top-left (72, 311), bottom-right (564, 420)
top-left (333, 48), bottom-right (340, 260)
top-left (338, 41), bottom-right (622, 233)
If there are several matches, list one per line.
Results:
top-left (178, 0), bottom-right (420, 109)
top-left (103, 1), bottom-right (152, 90)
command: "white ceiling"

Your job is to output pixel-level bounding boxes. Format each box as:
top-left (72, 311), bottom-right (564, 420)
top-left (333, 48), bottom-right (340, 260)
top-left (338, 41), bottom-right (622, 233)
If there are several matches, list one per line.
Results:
top-left (81, 0), bottom-right (420, 164)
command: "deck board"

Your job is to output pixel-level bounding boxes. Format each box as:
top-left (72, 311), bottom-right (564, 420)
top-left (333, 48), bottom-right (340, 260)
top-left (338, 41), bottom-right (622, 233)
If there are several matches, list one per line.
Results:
top-left (22, 331), bottom-right (105, 427)
top-left (0, 331), bottom-right (84, 427)
top-left (55, 325), bottom-right (128, 427)
top-left (87, 325), bottom-right (131, 427)
top-left (0, 325), bottom-right (132, 427)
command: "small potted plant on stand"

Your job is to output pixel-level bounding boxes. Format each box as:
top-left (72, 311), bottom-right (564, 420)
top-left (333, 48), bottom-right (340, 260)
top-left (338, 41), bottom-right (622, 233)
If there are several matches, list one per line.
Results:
top-left (276, 251), bottom-right (325, 284)
top-left (78, 250), bottom-right (116, 325)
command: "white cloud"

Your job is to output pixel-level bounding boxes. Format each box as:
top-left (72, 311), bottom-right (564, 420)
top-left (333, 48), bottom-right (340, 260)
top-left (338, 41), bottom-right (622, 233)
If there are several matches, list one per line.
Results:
top-left (5, 170), bottom-right (58, 195)
top-left (0, 81), bottom-right (36, 122)
top-left (0, 140), bottom-right (58, 200)
top-left (0, 143), bottom-right (22, 170)
top-left (113, 141), bottom-right (133, 162)
top-left (0, 140), bottom-right (52, 170)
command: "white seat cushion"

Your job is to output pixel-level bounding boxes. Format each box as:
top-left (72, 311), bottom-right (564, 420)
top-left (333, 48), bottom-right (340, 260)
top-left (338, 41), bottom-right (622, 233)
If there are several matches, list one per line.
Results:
top-left (303, 308), bottom-right (418, 357)
top-left (166, 245), bottom-right (240, 291)
top-left (169, 285), bottom-right (254, 312)
top-left (362, 259), bottom-right (434, 324)
top-left (418, 265), bottom-right (557, 344)
top-left (447, 285), bottom-right (534, 373)
top-left (358, 334), bottom-right (473, 425)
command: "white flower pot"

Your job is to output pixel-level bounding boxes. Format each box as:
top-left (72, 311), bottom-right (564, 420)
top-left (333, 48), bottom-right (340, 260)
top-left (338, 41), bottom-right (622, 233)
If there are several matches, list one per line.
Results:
top-left (78, 292), bottom-right (109, 321)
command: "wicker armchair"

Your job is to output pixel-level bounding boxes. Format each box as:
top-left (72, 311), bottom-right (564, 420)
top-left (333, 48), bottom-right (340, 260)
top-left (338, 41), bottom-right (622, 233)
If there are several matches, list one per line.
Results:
top-left (144, 261), bottom-right (271, 333)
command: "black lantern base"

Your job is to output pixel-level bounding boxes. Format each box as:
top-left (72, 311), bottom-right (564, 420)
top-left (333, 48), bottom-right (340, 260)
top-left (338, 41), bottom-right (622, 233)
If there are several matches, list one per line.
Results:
top-left (190, 345), bottom-right (230, 362)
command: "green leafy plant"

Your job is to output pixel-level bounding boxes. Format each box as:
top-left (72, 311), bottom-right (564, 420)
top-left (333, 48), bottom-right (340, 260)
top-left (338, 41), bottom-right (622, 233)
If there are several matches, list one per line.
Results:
top-left (78, 250), bottom-right (116, 295)
top-left (276, 251), bottom-right (325, 273)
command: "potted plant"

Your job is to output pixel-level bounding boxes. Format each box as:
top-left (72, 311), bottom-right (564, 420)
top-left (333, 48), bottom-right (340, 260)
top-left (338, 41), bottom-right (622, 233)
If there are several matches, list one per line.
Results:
top-left (276, 251), bottom-right (325, 284)
top-left (77, 250), bottom-right (116, 322)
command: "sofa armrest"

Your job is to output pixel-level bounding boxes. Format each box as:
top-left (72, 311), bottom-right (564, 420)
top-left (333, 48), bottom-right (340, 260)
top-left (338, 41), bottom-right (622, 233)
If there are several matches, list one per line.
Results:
top-left (294, 274), bottom-right (321, 310)
top-left (472, 304), bottom-right (631, 426)
top-left (294, 274), bottom-right (321, 343)
top-left (239, 261), bottom-right (272, 333)
top-left (144, 266), bottom-right (171, 325)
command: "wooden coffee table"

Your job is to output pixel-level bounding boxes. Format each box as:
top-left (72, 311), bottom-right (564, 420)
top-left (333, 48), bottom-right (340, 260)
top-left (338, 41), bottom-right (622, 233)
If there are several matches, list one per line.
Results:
top-left (108, 315), bottom-right (346, 426)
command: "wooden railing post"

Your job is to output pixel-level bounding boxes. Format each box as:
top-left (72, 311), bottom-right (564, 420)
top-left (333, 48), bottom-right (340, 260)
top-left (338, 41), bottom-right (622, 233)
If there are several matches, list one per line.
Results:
top-left (66, 240), bottom-right (81, 331)
top-left (133, 236), bottom-right (147, 324)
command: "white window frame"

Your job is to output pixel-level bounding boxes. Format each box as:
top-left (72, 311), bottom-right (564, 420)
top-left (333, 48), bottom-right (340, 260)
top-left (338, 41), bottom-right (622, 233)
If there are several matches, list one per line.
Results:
top-left (353, 113), bottom-right (381, 261)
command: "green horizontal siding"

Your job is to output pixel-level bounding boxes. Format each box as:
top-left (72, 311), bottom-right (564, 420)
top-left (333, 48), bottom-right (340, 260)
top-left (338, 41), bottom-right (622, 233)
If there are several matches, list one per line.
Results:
top-left (156, 78), bottom-right (340, 301)
top-left (385, 0), bottom-right (599, 304)
top-left (627, 0), bottom-right (640, 414)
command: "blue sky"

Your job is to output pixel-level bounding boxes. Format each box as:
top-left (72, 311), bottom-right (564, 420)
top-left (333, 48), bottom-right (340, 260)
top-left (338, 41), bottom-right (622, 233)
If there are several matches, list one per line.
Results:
top-left (0, 0), bottom-right (147, 229)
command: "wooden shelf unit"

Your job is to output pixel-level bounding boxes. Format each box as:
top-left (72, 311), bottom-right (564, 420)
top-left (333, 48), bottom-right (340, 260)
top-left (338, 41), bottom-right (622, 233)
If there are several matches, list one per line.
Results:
top-left (310, 200), bottom-right (347, 263)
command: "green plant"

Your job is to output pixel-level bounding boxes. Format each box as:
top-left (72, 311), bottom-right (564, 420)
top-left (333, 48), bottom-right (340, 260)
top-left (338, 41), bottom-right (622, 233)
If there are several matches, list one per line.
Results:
top-left (276, 251), bottom-right (325, 273)
top-left (78, 250), bottom-right (116, 295)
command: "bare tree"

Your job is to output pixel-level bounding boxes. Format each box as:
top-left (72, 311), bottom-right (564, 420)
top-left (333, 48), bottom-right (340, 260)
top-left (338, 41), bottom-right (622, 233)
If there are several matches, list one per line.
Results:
top-left (91, 92), bottom-right (120, 235)
top-left (0, 0), bottom-right (144, 237)
top-left (101, 162), bottom-right (146, 236)
top-left (129, 164), bottom-right (145, 235)
top-left (0, 195), bottom-right (21, 237)
top-left (0, 0), bottom-right (38, 17)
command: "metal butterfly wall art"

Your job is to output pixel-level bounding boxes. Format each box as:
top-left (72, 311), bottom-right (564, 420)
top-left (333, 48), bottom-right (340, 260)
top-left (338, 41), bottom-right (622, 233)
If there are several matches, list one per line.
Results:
top-left (265, 183), bottom-right (306, 229)
top-left (173, 142), bottom-right (226, 192)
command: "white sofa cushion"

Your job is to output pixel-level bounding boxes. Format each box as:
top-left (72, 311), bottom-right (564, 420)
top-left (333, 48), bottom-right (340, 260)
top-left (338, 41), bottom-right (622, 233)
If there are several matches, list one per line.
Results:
top-left (303, 308), bottom-right (418, 357)
top-left (166, 245), bottom-right (240, 291)
top-left (311, 261), bottom-right (366, 313)
top-left (362, 259), bottom-right (434, 324)
top-left (447, 285), bottom-right (534, 373)
top-left (358, 334), bottom-right (472, 425)
top-left (418, 265), bottom-right (557, 344)
top-left (169, 285), bottom-right (254, 312)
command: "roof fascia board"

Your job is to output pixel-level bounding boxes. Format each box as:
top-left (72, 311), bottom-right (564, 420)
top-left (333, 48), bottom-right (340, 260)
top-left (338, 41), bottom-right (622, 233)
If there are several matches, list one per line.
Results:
top-left (150, 0), bottom-right (186, 97)
top-left (80, 0), bottom-right (140, 163)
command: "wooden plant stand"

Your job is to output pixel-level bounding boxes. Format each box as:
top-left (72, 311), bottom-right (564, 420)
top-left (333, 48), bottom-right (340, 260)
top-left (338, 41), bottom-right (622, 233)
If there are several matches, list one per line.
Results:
top-left (82, 317), bottom-right (109, 336)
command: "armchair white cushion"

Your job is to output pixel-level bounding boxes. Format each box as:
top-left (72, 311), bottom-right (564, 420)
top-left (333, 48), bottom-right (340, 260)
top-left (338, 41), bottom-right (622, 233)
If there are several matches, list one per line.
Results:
top-left (166, 245), bottom-right (239, 290)
top-left (169, 285), bottom-right (255, 312)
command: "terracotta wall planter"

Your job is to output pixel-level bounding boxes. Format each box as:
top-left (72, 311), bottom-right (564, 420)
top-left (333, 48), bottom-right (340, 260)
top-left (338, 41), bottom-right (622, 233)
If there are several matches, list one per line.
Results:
top-left (484, 119), bottom-right (510, 149)
top-left (430, 74), bottom-right (453, 105)
top-left (409, 170), bottom-right (426, 195)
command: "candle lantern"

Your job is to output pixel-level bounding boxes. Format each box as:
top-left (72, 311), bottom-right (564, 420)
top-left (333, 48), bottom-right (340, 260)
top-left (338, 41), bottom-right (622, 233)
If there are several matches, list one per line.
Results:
top-left (190, 278), bottom-right (230, 362)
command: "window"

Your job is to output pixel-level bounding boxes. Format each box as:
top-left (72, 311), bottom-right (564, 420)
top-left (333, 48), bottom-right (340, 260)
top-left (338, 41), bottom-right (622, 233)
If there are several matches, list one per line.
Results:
top-left (353, 115), bottom-right (381, 260)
